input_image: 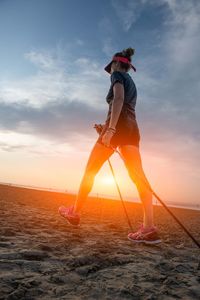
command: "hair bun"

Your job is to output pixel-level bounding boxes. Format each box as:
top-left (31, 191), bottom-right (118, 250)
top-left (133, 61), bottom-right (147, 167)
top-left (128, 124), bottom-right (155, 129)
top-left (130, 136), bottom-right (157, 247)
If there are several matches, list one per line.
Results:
top-left (122, 47), bottom-right (135, 58)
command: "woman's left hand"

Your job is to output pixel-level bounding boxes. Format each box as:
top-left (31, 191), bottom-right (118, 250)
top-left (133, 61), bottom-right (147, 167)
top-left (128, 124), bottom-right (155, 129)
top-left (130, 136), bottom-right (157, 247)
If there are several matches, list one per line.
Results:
top-left (101, 130), bottom-right (114, 148)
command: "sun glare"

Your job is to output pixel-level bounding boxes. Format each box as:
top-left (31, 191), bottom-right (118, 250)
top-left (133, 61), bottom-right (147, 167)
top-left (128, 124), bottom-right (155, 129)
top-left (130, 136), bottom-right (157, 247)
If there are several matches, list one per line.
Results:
top-left (101, 176), bottom-right (115, 185)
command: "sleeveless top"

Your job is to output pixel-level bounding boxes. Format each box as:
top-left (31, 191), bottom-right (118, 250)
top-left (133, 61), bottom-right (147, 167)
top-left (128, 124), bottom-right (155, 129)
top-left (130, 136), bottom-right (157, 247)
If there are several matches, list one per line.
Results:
top-left (105, 71), bottom-right (137, 125)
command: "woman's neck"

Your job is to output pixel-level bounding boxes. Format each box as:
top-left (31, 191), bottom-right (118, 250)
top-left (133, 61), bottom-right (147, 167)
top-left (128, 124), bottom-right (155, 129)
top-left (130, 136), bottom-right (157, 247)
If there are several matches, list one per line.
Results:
top-left (115, 68), bottom-right (126, 73)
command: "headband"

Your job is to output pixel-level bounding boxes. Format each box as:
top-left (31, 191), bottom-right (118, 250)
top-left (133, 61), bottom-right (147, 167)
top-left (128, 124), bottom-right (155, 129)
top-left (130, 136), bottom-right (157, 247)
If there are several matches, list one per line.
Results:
top-left (104, 55), bottom-right (136, 73)
top-left (112, 56), bottom-right (136, 72)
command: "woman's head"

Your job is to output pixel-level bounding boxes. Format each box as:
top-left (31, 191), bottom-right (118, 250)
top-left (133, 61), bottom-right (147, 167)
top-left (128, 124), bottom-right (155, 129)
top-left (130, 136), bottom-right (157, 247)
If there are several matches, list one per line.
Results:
top-left (104, 47), bottom-right (135, 74)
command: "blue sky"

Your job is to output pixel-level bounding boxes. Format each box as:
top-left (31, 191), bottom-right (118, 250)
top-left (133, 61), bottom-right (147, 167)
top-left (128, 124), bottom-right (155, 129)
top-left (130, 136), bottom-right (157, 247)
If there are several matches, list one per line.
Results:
top-left (0, 0), bottom-right (165, 78)
top-left (0, 0), bottom-right (199, 207)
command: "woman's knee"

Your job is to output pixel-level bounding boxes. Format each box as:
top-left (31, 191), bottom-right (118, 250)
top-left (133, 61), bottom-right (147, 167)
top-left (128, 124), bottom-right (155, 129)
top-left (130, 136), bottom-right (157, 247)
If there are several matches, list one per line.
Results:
top-left (84, 166), bottom-right (98, 179)
top-left (127, 166), bottom-right (151, 189)
top-left (85, 144), bottom-right (113, 174)
top-left (81, 169), bottom-right (96, 190)
top-left (127, 168), bottom-right (138, 183)
top-left (126, 162), bottom-right (142, 181)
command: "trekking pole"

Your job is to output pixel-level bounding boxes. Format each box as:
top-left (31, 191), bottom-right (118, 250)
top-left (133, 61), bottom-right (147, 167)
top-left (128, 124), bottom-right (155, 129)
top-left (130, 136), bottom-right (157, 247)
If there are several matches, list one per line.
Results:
top-left (110, 145), bottom-right (200, 251)
top-left (111, 145), bottom-right (200, 270)
top-left (114, 146), bottom-right (200, 270)
top-left (94, 124), bottom-right (200, 251)
top-left (94, 124), bottom-right (133, 231)
top-left (107, 157), bottom-right (134, 231)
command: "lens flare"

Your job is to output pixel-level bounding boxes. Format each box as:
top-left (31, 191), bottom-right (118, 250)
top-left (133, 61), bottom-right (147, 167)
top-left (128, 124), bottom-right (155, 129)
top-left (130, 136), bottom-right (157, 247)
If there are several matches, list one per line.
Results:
top-left (101, 176), bottom-right (115, 185)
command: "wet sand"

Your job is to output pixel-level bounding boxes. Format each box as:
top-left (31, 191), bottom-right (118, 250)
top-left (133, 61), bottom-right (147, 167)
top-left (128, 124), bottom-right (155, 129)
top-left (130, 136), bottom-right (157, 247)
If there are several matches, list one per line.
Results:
top-left (0, 184), bottom-right (200, 300)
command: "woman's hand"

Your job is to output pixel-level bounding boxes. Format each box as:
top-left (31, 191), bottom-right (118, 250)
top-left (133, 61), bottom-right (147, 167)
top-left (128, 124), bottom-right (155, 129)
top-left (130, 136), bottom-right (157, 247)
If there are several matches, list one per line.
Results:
top-left (101, 130), bottom-right (114, 148)
top-left (94, 123), bottom-right (104, 135)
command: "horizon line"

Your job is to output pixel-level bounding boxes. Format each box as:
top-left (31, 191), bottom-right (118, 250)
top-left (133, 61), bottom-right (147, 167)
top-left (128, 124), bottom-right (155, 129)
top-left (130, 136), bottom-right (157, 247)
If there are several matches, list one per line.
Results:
top-left (0, 181), bottom-right (199, 212)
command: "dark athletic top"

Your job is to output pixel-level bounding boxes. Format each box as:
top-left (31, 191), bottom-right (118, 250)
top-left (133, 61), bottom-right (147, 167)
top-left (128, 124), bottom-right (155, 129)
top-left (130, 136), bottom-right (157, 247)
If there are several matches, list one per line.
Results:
top-left (105, 71), bottom-right (137, 125)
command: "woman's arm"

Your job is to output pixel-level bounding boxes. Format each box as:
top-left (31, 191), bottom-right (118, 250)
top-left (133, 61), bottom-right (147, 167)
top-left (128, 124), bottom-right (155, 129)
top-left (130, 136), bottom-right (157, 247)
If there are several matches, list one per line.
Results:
top-left (109, 82), bottom-right (124, 129)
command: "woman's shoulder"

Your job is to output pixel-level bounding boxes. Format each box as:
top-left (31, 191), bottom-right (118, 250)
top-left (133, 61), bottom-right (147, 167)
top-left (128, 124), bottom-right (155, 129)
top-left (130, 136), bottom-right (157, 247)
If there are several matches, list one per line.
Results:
top-left (110, 71), bottom-right (125, 85)
top-left (112, 71), bottom-right (135, 84)
top-left (111, 71), bottom-right (127, 77)
top-left (111, 71), bottom-right (125, 79)
top-left (111, 71), bottom-right (133, 80)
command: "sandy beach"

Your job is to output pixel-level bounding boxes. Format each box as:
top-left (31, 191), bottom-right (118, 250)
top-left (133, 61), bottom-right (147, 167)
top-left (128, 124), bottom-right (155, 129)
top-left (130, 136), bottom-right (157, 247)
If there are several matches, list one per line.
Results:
top-left (0, 183), bottom-right (200, 300)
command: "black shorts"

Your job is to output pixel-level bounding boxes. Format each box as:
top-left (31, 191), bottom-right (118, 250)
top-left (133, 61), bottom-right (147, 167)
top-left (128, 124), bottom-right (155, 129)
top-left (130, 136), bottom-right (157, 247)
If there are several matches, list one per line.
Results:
top-left (96, 117), bottom-right (140, 148)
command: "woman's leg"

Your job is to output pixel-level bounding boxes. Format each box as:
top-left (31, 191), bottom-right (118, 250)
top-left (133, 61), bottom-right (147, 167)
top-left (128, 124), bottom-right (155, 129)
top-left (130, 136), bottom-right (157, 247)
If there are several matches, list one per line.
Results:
top-left (118, 145), bottom-right (153, 228)
top-left (73, 142), bottom-right (115, 214)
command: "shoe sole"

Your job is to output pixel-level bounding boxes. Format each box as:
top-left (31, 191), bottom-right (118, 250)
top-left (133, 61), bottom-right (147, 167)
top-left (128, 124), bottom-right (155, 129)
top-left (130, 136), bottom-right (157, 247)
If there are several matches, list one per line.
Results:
top-left (128, 236), bottom-right (162, 244)
top-left (58, 210), bottom-right (80, 227)
top-left (61, 215), bottom-right (81, 227)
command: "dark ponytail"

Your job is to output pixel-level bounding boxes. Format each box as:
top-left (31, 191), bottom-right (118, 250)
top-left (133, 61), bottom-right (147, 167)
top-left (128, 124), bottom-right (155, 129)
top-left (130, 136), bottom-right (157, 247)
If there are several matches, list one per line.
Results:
top-left (122, 47), bottom-right (135, 59)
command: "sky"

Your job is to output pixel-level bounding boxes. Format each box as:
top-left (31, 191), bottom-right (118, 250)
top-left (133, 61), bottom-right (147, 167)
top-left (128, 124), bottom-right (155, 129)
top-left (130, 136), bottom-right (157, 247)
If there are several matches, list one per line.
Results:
top-left (0, 0), bottom-right (199, 208)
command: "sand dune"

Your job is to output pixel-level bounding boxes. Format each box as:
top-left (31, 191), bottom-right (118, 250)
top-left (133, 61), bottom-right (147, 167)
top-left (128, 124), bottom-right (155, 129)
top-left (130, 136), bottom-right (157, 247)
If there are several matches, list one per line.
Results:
top-left (0, 184), bottom-right (200, 299)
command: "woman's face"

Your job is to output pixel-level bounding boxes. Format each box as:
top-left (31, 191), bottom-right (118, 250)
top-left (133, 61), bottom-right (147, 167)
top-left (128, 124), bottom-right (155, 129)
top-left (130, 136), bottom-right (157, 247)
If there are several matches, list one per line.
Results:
top-left (110, 61), bottom-right (118, 74)
top-left (110, 61), bottom-right (128, 73)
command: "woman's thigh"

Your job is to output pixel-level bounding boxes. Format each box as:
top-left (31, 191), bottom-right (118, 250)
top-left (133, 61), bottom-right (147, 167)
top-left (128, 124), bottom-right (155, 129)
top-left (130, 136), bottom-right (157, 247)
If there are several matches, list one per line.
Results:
top-left (84, 141), bottom-right (115, 174)
top-left (118, 145), bottom-right (142, 168)
top-left (118, 145), bottom-right (150, 186)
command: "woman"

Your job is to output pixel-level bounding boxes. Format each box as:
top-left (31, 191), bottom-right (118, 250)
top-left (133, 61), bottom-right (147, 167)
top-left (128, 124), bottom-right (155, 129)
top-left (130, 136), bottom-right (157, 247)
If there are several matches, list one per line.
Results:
top-left (59, 48), bottom-right (161, 244)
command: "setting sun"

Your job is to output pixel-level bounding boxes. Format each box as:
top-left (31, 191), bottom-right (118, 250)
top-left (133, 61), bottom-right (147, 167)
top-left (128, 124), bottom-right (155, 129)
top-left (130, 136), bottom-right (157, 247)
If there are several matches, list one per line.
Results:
top-left (101, 176), bottom-right (115, 185)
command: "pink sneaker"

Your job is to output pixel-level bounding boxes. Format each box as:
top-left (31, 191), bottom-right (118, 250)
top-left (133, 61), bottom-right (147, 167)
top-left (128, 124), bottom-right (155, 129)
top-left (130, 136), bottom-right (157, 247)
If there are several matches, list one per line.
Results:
top-left (58, 205), bottom-right (80, 226)
top-left (128, 223), bottom-right (162, 244)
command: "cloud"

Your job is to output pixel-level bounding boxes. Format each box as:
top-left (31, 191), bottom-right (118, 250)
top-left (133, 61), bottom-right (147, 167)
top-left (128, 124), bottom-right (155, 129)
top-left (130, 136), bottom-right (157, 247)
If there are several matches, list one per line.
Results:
top-left (0, 142), bottom-right (29, 152)
top-left (116, 0), bottom-right (200, 171)
top-left (98, 16), bottom-right (114, 36)
top-left (111, 0), bottom-right (144, 31)
top-left (0, 99), bottom-right (106, 142)
top-left (0, 48), bottom-right (108, 109)
top-left (162, 0), bottom-right (200, 70)
top-left (0, 46), bottom-right (111, 152)
top-left (74, 38), bottom-right (84, 46)
top-left (1, 1), bottom-right (199, 164)
top-left (0, 131), bottom-right (74, 155)
top-left (98, 16), bottom-right (117, 56)
top-left (102, 37), bottom-right (116, 57)
top-left (25, 51), bottom-right (61, 71)
top-left (131, 0), bottom-right (200, 139)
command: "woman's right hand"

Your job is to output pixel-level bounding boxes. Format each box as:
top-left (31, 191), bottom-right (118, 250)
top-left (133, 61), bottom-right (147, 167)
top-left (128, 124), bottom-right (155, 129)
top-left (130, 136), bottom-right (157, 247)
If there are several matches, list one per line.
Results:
top-left (93, 123), bottom-right (105, 134)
